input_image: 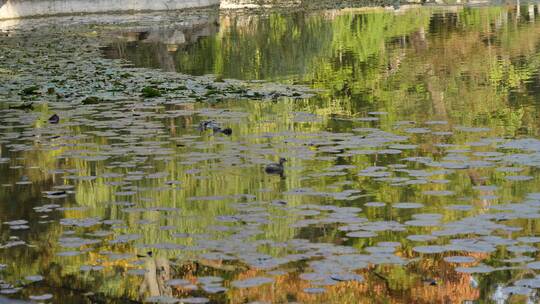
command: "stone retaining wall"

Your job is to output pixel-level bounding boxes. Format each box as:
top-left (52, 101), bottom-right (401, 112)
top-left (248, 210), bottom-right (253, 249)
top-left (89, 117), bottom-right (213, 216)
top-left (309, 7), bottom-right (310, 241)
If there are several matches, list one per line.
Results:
top-left (220, 0), bottom-right (300, 9)
top-left (0, 0), bottom-right (220, 20)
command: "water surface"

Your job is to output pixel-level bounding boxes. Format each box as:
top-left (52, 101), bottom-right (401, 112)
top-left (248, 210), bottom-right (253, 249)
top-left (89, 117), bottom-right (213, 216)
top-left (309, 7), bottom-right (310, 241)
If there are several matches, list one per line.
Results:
top-left (3, 4), bottom-right (540, 303)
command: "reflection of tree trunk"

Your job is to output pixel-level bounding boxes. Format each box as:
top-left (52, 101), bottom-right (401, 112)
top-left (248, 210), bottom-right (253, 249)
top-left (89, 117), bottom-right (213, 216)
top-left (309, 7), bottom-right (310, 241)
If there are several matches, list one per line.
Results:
top-left (425, 67), bottom-right (448, 119)
top-left (467, 170), bottom-right (491, 209)
top-left (467, 170), bottom-right (485, 187)
top-left (386, 51), bottom-right (405, 75)
top-left (156, 45), bottom-right (176, 72)
top-left (410, 27), bottom-right (427, 51)
top-left (517, 0), bottom-right (521, 20)
top-left (140, 258), bottom-right (172, 298)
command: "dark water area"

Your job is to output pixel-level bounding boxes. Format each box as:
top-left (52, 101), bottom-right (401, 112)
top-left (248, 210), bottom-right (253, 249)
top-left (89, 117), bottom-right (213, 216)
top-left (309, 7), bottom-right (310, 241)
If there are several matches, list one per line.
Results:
top-left (3, 4), bottom-right (540, 304)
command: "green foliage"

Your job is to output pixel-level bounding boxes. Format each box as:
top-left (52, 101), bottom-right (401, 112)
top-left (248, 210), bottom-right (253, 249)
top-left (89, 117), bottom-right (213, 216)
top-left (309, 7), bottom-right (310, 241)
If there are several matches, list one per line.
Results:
top-left (20, 85), bottom-right (40, 95)
top-left (81, 96), bottom-right (102, 104)
top-left (141, 86), bottom-right (162, 98)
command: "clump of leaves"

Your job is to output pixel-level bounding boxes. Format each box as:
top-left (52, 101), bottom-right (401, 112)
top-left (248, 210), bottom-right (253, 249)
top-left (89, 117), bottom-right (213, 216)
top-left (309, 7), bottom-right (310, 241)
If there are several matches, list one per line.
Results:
top-left (246, 91), bottom-right (262, 98)
top-left (141, 87), bottom-right (162, 98)
top-left (171, 85), bottom-right (187, 91)
top-left (227, 87), bottom-right (246, 94)
top-left (9, 102), bottom-right (33, 110)
top-left (215, 75), bottom-right (225, 82)
top-left (81, 96), bottom-right (102, 105)
top-left (205, 89), bottom-right (220, 97)
top-left (20, 86), bottom-right (40, 95)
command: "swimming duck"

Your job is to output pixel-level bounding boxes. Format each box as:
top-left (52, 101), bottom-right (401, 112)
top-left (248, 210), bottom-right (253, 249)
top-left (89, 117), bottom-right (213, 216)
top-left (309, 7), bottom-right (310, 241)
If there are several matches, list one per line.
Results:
top-left (220, 127), bottom-right (232, 136)
top-left (198, 120), bottom-right (232, 136)
top-left (265, 158), bottom-right (286, 175)
top-left (48, 114), bottom-right (60, 124)
top-left (198, 120), bottom-right (219, 132)
top-left (137, 251), bottom-right (153, 258)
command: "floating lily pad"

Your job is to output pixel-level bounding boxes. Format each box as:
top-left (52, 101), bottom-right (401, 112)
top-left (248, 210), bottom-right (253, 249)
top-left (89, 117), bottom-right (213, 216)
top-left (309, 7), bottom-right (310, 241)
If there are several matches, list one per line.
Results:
top-left (231, 277), bottom-right (273, 288)
top-left (443, 256), bottom-right (475, 263)
top-left (455, 265), bottom-right (494, 273)
top-left (25, 275), bottom-right (44, 282)
top-left (413, 245), bottom-right (448, 254)
top-left (303, 287), bottom-right (326, 294)
top-left (393, 202), bottom-right (424, 209)
top-left (29, 294), bottom-right (53, 301)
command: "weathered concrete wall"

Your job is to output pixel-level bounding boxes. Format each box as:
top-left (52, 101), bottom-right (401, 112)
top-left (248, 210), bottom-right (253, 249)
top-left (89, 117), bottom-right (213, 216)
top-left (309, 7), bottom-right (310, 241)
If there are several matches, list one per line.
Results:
top-left (219, 0), bottom-right (423, 9)
top-left (220, 0), bottom-right (300, 9)
top-left (0, 0), bottom-right (220, 20)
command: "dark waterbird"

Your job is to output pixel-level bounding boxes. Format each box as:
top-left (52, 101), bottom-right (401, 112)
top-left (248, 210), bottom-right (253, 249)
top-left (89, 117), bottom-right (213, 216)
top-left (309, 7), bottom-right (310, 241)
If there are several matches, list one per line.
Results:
top-left (137, 251), bottom-right (153, 258)
top-left (198, 120), bottom-right (232, 136)
top-left (48, 114), bottom-right (59, 124)
top-left (220, 127), bottom-right (232, 136)
top-left (265, 158), bottom-right (286, 175)
top-left (198, 120), bottom-right (219, 131)
top-left (422, 278), bottom-right (438, 286)
top-left (46, 190), bottom-right (66, 196)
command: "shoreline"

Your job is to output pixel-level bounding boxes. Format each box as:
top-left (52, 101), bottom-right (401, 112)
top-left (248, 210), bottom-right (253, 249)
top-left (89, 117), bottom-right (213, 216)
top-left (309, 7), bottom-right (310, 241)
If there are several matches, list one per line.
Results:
top-left (0, 0), bottom-right (220, 20)
top-left (0, 0), bottom-right (496, 21)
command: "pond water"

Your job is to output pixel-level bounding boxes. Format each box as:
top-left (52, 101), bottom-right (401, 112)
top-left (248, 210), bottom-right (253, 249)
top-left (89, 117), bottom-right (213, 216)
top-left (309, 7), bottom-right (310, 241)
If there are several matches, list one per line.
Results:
top-left (3, 4), bottom-right (540, 304)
